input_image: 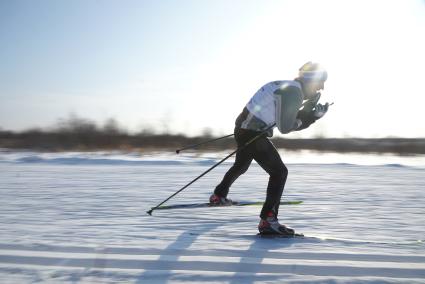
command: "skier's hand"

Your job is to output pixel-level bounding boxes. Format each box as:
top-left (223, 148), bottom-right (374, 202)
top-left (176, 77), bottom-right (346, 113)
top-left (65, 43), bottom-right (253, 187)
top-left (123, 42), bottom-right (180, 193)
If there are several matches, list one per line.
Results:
top-left (294, 119), bottom-right (302, 130)
top-left (313, 103), bottom-right (329, 119)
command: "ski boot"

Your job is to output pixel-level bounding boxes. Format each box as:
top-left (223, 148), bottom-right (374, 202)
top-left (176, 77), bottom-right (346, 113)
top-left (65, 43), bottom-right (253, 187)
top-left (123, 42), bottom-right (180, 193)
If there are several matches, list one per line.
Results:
top-left (258, 212), bottom-right (295, 236)
top-left (209, 194), bottom-right (233, 206)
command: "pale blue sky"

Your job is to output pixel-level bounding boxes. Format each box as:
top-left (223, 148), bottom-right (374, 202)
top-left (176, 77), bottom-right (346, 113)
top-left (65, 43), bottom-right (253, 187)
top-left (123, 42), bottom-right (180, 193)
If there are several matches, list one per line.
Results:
top-left (1, 0), bottom-right (424, 138)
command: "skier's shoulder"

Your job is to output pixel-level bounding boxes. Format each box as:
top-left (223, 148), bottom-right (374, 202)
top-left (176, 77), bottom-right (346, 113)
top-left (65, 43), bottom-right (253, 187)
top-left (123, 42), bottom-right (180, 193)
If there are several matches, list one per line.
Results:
top-left (263, 80), bottom-right (300, 87)
top-left (252, 80), bottom-right (302, 102)
top-left (272, 80), bottom-right (302, 96)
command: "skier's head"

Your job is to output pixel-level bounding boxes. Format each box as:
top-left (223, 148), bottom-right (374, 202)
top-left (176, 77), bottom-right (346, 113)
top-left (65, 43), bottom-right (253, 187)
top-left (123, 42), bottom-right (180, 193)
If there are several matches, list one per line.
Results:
top-left (297, 61), bottom-right (327, 99)
top-left (298, 62), bottom-right (327, 82)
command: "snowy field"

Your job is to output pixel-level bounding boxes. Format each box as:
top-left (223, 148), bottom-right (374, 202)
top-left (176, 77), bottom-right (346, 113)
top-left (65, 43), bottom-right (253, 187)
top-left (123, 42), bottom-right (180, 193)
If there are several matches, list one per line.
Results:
top-left (1, 149), bottom-right (425, 283)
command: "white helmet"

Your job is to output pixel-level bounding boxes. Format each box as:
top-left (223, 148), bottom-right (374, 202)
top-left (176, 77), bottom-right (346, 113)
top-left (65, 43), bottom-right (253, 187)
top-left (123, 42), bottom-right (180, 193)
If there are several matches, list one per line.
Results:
top-left (298, 61), bottom-right (328, 82)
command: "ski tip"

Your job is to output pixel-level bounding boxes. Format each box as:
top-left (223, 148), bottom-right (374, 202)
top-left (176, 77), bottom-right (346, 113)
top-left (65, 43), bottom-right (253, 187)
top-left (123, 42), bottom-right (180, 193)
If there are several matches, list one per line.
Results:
top-left (284, 200), bottom-right (303, 205)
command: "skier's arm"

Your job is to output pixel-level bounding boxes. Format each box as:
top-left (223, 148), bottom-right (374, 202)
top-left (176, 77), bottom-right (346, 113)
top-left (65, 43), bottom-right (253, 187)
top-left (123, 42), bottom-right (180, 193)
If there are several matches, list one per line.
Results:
top-left (295, 102), bottom-right (330, 131)
top-left (295, 109), bottom-right (317, 131)
top-left (274, 87), bottom-right (303, 134)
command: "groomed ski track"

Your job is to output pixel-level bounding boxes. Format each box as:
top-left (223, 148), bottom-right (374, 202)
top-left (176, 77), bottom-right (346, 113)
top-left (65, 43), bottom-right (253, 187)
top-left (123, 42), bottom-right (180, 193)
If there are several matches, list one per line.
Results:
top-left (1, 242), bottom-right (425, 283)
top-left (1, 151), bottom-right (425, 283)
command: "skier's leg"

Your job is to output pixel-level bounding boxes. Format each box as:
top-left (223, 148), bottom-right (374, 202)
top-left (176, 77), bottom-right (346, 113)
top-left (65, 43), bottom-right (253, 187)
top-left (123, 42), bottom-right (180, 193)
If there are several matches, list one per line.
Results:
top-left (214, 129), bottom-right (256, 198)
top-left (252, 137), bottom-right (288, 220)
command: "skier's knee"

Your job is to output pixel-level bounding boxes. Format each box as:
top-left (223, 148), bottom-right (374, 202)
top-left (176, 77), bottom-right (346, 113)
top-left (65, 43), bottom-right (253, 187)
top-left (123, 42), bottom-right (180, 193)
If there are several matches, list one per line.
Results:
top-left (282, 164), bottom-right (288, 178)
top-left (238, 164), bottom-right (250, 175)
top-left (270, 163), bottom-right (287, 180)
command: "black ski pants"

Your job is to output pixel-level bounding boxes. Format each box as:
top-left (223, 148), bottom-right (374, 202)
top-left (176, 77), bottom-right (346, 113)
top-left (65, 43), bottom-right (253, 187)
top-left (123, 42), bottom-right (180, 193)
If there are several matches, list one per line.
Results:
top-left (214, 128), bottom-right (288, 219)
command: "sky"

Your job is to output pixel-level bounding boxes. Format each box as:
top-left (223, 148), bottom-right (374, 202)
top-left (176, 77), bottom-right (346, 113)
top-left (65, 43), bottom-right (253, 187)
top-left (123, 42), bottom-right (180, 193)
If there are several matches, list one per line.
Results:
top-left (0, 0), bottom-right (424, 138)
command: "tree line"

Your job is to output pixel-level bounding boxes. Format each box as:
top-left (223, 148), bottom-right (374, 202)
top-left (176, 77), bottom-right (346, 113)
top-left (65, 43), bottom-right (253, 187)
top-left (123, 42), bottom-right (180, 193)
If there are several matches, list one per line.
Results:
top-left (1, 116), bottom-right (424, 154)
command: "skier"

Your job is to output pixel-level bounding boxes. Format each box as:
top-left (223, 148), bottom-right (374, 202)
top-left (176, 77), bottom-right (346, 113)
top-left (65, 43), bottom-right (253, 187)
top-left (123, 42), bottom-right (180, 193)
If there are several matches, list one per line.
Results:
top-left (209, 62), bottom-right (330, 235)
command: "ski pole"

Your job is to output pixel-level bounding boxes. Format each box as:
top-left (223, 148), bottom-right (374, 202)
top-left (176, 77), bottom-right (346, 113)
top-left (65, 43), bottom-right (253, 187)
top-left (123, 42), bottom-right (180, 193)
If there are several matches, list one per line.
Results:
top-left (147, 124), bottom-right (275, 215)
top-left (175, 133), bottom-right (234, 154)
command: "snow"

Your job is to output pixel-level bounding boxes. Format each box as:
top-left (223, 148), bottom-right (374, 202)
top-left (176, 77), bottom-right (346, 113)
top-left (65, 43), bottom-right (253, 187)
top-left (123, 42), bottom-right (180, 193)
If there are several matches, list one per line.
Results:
top-left (1, 149), bottom-right (425, 283)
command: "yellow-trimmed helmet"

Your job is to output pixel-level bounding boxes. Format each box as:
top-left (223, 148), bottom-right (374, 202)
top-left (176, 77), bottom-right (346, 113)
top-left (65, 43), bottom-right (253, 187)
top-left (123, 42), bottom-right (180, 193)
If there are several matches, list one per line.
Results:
top-left (298, 61), bottom-right (328, 82)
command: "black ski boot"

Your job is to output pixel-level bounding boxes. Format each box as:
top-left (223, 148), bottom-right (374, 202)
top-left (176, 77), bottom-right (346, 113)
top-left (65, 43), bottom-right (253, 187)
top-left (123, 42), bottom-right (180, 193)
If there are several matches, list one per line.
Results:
top-left (258, 212), bottom-right (295, 236)
top-left (209, 194), bottom-right (233, 206)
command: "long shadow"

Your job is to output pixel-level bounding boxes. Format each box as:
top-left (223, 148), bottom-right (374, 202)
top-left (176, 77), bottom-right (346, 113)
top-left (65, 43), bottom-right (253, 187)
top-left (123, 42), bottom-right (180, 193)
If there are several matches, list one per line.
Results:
top-left (135, 216), bottom-right (222, 284)
top-left (227, 230), bottom-right (300, 284)
top-left (141, 214), bottom-right (300, 283)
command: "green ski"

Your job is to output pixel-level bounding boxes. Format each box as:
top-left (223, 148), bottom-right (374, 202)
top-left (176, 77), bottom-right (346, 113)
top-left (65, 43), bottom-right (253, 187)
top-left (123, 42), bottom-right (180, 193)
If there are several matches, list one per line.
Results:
top-left (154, 200), bottom-right (303, 211)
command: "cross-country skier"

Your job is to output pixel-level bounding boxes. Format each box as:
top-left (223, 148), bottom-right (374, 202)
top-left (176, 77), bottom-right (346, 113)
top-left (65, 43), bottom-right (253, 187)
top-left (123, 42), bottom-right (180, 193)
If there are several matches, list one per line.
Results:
top-left (209, 62), bottom-right (329, 236)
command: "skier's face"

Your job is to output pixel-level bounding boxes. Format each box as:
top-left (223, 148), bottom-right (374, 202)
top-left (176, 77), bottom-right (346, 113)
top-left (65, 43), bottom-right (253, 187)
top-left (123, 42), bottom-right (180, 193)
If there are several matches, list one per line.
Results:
top-left (303, 80), bottom-right (325, 99)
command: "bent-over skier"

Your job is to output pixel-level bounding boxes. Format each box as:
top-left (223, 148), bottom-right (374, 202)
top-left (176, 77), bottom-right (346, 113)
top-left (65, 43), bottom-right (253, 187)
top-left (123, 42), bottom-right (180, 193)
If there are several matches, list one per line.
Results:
top-left (209, 62), bottom-right (330, 236)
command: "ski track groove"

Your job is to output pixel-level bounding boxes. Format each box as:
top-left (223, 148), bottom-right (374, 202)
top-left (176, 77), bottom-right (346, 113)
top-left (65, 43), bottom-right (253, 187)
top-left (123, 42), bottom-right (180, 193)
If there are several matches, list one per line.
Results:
top-left (1, 243), bottom-right (425, 262)
top-left (1, 244), bottom-right (425, 279)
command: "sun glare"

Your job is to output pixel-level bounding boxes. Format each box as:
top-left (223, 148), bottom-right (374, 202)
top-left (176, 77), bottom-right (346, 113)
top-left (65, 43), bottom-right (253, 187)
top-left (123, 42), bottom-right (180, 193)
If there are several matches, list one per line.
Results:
top-left (191, 0), bottom-right (425, 138)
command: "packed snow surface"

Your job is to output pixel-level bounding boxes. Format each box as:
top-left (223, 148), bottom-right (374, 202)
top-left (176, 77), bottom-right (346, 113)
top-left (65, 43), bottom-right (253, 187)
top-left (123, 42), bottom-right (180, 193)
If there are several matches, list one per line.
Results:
top-left (1, 149), bottom-right (425, 283)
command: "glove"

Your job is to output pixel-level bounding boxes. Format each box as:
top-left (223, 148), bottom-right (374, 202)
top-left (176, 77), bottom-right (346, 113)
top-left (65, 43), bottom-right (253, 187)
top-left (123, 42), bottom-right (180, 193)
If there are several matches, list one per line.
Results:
top-left (294, 119), bottom-right (302, 130)
top-left (296, 110), bottom-right (315, 131)
top-left (302, 92), bottom-right (321, 112)
top-left (313, 103), bottom-right (329, 119)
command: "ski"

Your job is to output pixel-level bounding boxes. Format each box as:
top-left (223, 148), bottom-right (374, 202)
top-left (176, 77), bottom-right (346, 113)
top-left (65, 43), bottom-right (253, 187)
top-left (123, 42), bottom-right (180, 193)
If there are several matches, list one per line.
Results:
top-left (257, 232), bottom-right (305, 238)
top-left (188, 232), bottom-right (304, 239)
top-left (154, 200), bottom-right (302, 211)
top-left (188, 232), bottom-right (424, 245)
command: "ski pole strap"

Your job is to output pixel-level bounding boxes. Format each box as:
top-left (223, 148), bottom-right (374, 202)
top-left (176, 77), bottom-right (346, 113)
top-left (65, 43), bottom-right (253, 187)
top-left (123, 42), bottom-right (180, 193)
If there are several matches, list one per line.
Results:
top-left (239, 123), bottom-right (276, 148)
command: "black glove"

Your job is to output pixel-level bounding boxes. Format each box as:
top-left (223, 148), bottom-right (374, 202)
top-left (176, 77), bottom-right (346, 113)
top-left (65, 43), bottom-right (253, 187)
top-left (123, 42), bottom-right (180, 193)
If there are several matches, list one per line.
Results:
top-left (312, 103), bottom-right (329, 119)
top-left (302, 92), bottom-right (321, 112)
top-left (295, 109), bottom-right (317, 131)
